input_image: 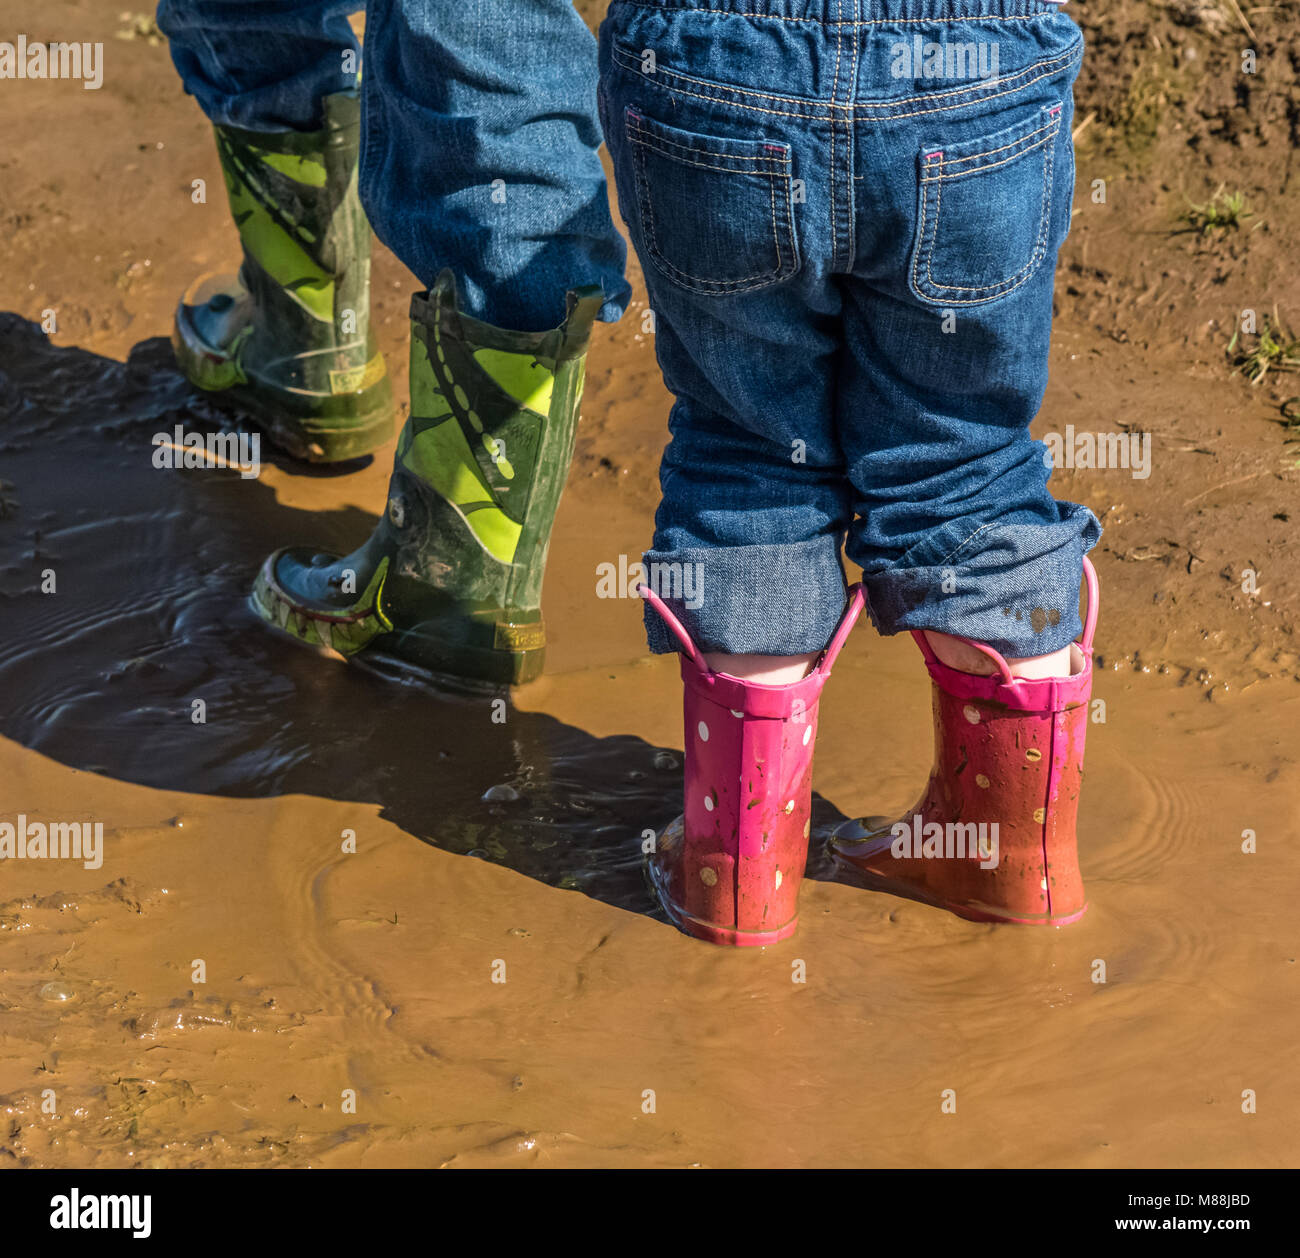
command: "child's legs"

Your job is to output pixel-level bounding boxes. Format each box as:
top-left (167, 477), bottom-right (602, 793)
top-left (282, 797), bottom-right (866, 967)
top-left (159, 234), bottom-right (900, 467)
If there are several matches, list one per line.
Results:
top-left (157, 0), bottom-right (360, 132)
top-left (840, 5), bottom-right (1099, 667)
top-left (360, 0), bottom-right (630, 330)
top-left (839, 275), bottom-right (1098, 668)
top-left (637, 302), bottom-right (851, 662)
top-left (597, 5), bottom-right (851, 664)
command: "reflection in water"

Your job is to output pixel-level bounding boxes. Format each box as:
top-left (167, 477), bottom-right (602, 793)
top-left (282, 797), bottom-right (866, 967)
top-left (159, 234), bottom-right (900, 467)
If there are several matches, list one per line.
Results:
top-left (0, 315), bottom-right (710, 913)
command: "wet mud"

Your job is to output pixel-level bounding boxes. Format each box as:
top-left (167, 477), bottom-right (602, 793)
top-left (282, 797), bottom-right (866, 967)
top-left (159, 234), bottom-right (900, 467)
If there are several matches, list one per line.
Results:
top-left (1, 0), bottom-right (1298, 1167)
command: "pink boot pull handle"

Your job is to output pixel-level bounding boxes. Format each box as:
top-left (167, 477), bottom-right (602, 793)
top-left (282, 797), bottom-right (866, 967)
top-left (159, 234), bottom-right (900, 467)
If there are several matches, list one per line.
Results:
top-left (817, 583), bottom-right (866, 675)
top-left (638, 583), bottom-right (866, 677)
top-left (911, 555), bottom-right (1100, 684)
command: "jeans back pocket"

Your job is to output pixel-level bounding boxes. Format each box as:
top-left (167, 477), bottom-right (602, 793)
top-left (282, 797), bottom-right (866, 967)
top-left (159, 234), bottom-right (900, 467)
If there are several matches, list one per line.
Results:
top-left (625, 107), bottom-right (800, 297)
top-left (910, 102), bottom-right (1064, 307)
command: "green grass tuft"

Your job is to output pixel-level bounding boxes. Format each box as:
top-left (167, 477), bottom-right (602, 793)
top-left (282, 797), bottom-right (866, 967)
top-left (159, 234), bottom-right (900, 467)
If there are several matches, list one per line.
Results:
top-left (1228, 315), bottom-right (1300, 385)
top-left (1184, 185), bottom-right (1252, 234)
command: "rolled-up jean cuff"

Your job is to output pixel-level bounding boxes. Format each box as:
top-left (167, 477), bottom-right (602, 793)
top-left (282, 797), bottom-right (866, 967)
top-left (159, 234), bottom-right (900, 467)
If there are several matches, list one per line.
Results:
top-left (862, 528), bottom-right (1099, 658)
top-left (641, 538), bottom-right (847, 656)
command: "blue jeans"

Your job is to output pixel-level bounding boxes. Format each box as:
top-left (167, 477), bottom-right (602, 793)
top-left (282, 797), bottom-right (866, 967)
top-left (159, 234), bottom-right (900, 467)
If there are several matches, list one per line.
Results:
top-left (156, 0), bottom-right (631, 331)
top-left (598, 0), bottom-right (1100, 658)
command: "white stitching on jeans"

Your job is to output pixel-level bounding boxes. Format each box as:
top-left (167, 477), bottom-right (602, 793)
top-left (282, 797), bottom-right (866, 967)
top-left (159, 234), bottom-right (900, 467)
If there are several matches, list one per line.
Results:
top-left (921, 135), bottom-right (1052, 184)
top-left (912, 118), bottom-right (1058, 303)
top-left (610, 53), bottom-right (1081, 124)
top-left (770, 148), bottom-right (785, 276)
top-left (830, 0), bottom-right (842, 263)
top-left (627, 122), bottom-right (791, 168)
top-left (611, 6), bottom-right (1058, 28)
top-left (629, 116), bottom-right (798, 293)
top-left (923, 116), bottom-right (1061, 172)
top-left (936, 522), bottom-right (997, 567)
top-left (630, 142), bottom-right (789, 174)
top-left (610, 39), bottom-right (1080, 116)
top-left (845, 0), bottom-right (861, 268)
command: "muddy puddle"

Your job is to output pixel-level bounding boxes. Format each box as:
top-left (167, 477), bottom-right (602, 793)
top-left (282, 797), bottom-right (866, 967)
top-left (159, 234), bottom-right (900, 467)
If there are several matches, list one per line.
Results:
top-left (1, 313), bottom-right (1297, 1169)
top-left (3, 0), bottom-right (1300, 1171)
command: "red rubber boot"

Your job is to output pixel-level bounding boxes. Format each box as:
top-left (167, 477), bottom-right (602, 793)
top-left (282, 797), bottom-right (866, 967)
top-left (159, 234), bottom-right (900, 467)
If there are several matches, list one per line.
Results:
top-left (640, 584), bottom-right (865, 946)
top-left (830, 558), bottom-right (1099, 925)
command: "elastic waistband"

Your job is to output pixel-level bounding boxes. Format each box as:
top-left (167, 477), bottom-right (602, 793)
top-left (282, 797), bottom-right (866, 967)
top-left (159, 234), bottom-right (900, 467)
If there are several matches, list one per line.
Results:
top-left (613, 0), bottom-right (1068, 22)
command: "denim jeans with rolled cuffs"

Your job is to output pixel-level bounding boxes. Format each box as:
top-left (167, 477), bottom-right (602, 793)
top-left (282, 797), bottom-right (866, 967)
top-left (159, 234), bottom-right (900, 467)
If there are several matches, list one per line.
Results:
top-left (597, 0), bottom-right (1099, 658)
top-left (158, 0), bottom-right (631, 330)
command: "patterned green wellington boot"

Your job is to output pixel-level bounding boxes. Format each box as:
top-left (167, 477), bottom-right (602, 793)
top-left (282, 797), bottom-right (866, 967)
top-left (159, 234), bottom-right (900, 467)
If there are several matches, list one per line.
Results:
top-left (251, 269), bottom-right (602, 685)
top-left (171, 91), bottom-right (393, 462)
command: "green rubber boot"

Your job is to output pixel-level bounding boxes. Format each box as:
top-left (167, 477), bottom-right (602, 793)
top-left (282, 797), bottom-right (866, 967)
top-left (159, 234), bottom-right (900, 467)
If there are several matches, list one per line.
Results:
top-left (172, 91), bottom-right (394, 463)
top-left (251, 270), bottom-right (602, 685)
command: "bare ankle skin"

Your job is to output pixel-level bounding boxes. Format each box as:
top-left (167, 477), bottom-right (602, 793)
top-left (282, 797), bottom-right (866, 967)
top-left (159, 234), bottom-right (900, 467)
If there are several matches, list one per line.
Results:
top-left (702, 651), bottom-right (820, 685)
top-left (924, 631), bottom-right (1079, 680)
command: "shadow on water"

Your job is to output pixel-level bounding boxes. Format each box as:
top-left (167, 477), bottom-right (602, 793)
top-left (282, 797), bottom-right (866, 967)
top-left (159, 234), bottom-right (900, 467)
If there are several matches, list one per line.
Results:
top-left (0, 315), bottom-right (851, 919)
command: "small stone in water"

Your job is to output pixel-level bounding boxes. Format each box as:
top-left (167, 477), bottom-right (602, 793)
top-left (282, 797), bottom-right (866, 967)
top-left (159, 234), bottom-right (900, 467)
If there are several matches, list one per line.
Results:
top-left (653, 751), bottom-right (679, 771)
top-left (467, 848), bottom-right (490, 860)
top-left (40, 981), bottom-right (75, 1002)
top-left (482, 783), bottom-right (520, 803)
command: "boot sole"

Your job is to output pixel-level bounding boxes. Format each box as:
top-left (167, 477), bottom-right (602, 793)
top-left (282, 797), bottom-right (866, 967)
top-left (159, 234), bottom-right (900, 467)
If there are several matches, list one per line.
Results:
top-left (171, 307), bottom-right (395, 463)
top-left (250, 556), bottom-right (544, 689)
top-left (643, 849), bottom-right (799, 947)
top-left (828, 836), bottom-right (1088, 927)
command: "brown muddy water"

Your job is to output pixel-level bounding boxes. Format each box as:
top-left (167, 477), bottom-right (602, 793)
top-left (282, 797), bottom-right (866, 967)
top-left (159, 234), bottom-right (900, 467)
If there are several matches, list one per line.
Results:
top-left (0, 317), bottom-right (1296, 1168)
top-left (3, 0), bottom-right (1300, 1170)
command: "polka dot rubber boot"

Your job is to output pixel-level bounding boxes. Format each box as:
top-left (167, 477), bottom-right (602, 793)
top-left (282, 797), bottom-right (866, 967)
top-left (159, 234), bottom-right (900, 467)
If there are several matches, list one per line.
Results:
top-left (831, 558), bottom-right (1099, 926)
top-left (640, 583), bottom-right (866, 947)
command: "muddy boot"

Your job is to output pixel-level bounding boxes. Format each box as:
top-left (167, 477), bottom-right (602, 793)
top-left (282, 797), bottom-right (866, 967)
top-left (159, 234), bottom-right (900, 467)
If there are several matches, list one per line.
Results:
top-left (172, 91), bottom-right (393, 463)
top-left (251, 270), bottom-right (602, 685)
top-left (831, 558), bottom-right (1100, 925)
top-left (640, 584), bottom-right (865, 946)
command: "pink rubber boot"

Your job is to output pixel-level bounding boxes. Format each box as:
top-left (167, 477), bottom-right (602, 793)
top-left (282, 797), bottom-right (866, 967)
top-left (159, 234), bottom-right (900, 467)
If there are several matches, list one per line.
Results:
top-left (640, 584), bottom-right (865, 946)
top-left (830, 558), bottom-right (1099, 926)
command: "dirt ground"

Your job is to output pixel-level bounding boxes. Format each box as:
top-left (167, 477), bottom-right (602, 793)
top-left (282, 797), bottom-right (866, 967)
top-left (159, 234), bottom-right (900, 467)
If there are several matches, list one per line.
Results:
top-left (0, 1), bottom-right (1297, 1168)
